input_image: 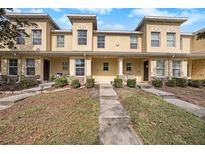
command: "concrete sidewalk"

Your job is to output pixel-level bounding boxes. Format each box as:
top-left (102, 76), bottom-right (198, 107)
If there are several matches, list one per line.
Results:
top-left (99, 84), bottom-right (142, 145)
top-left (142, 86), bottom-right (205, 119)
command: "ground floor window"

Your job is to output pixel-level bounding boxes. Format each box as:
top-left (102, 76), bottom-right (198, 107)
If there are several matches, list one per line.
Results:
top-left (26, 59), bottom-right (35, 76)
top-left (126, 63), bottom-right (132, 71)
top-left (173, 60), bottom-right (181, 77)
top-left (8, 59), bottom-right (18, 75)
top-left (103, 62), bottom-right (109, 71)
top-left (62, 62), bottom-right (69, 70)
top-left (156, 60), bottom-right (165, 76)
top-left (75, 59), bottom-right (85, 76)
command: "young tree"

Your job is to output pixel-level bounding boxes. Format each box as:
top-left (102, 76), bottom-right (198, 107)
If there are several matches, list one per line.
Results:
top-left (0, 8), bottom-right (37, 49)
top-left (197, 31), bottom-right (205, 40)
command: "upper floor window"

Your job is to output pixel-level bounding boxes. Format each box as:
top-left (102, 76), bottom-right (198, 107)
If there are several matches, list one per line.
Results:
top-left (103, 62), bottom-right (109, 71)
top-left (57, 35), bottom-right (64, 47)
top-left (26, 59), bottom-right (35, 76)
top-left (8, 59), bottom-right (18, 76)
top-left (156, 60), bottom-right (165, 76)
top-left (167, 32), bottom-right (176, 47)
top-left (130, 35), bottom-right (137, 49)
top-left (97, 35), bottom-right (105, 48)
top-left (151, 32), bottom-right (160, 47)
top-left (173, 60), bottom-right (181, 77)
top-left (126, 63), bottom-right (132, 71)
top-left (78, 30), bottom-right (87, 45)
top-left (16, 29), bottom-right (25, 45)
top-left (32, 29), bottom-right (42, 45)
top-left (75, 59), bottom-right (85, 76)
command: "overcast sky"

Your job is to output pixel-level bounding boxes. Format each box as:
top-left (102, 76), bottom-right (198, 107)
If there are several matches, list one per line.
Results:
top-left (12, 8), bottom-right (205, 32)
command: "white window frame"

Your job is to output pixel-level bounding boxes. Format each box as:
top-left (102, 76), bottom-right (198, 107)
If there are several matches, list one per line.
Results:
top-left (32, 29), bottom-right (42, 45)
top-left (8, 59), bottom-right (18, 76)
top-left (26, 59), bottom-right (35, 76)
top-left (126, 63), bottom-right (132, 71)
top-left (103, 62), bottom-right (109, 71)
top-left (57, 35), bottom-right (64, 47)
top-left (172, 60), bottom-right (181, 77)
top-left (156, 60), bottom-right (165, 76)
top-left (78, 30), bottom-right (87, 45)
top-left (130, 35), bottom-right (137, 49)
top-left (167, 32), bottom-right (176, 47)
top-left (97, 35), bottom-right (105, 48)
top-left (151, 32), bottom-right (160, 47)
top-left (75, 59), bottom-right (85, 76)
top-left (16, 29), bottom-right (25, 45)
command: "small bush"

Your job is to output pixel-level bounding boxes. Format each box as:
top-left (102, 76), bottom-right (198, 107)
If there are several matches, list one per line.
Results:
top-left (20, 76), bottom-right (38, 89)
top-left (191, 80), bottom-right (203, 88)
top-left (165, 79), bottom-right (176, 87)
top-left (51, 75), bottom-right (56, 82)
top-left (152, 79), bottom-right (163, 87)
top-left (173, 77), bottom-right (188, 87)
top-left (54, 77), bottom-right (68, 87)
top-left (114, 78), bottom-right (123, 88)
top-left (86, 78), bottom-right (95, 88)
top-left (71, 79), bottom-right (81, 88)
top-left (127, 79), bottom-right (136, 88)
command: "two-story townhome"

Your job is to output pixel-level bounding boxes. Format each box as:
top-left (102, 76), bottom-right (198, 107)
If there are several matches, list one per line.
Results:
top-left (0, 13), bottom-right (205, 83)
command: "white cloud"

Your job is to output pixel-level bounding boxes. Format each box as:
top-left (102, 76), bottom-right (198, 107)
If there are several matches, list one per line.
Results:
top-left (50, 8), bottom-right (62, 12)
top-left (6, 8), bottom-right (22, 13)
top-left (76, 8), bottom-right (112, 15)
top-left (28, 9), bottom-right (44, 13)
top-left (128, 8), bottom-right (175, 18)
top-left (100, 23), bottom-right (125, 30)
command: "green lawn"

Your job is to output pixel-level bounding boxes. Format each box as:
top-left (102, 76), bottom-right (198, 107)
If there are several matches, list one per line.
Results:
top-left (117, 88), bottom-right (205, 144)
top-left (0, 89), bottom-right (99, 144)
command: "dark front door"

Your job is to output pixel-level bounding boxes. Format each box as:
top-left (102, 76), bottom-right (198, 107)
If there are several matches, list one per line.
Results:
top-left (43, 59), bottom-right (50, 81)
top-left (143, 61), bottom-right (149, 81)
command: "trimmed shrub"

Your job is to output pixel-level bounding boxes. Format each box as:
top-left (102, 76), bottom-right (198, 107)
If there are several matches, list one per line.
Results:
top-left (114, 78), bottom-right (123, 88)
top-left (54, 77), bottom-right (68, 87)
top-left (165, 79), bottom-right (176, 87)
top-left (152, 79), bottom-right (163, 88)
top-left (173, 77), bottom-right (188, 87)
top-left (86, 78), bottom-right (95, 88)
top-left (71, 79), bottom-right (81, 88)
top-left (127, 79), bottom-right (136, 88)
top-left (191, 80), bottom-right (203, 88)
top-left (20, 76), bottom-right (38, 89)
top-left (51, 75), bottom-right (56, 82)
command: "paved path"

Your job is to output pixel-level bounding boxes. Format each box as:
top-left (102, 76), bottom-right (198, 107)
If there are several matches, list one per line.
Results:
top-left (142, 86), bottom-right (205, 119)
top-left (0, 82), bottom-right (54, 111)
top-left (99, 84), bottom-right (142, 145)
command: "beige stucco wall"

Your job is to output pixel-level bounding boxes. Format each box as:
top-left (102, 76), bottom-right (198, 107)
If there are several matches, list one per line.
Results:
top-left (191, 59), bottom-right (205, 79)
top-left (180, 35), bottom-right (191, 53)
top-left (71, 20), bottom-right (93, 51)
top-left (93, 33), bottom-right (142, 52)
top-left (123, 58), bottom-right (143, 82)
top-left (51, 33), bottom-right (72, 51)
top-left (50, 57), bottom-right (70, 76)
top-left (191, 35), bottom-right (205, 53)
top-left (145, 23), bottom-right (182, 52)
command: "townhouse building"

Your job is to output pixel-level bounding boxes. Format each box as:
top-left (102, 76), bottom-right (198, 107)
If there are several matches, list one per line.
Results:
top-left (0, 13), bottom-right (205, 83)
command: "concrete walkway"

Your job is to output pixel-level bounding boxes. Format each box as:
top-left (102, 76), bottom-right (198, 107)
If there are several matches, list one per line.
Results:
top-left (99, 84), bottom-right (142, 145)
top-left (141, 85), bottom-right (205, 119)
top-left (0, 82), bottom-right (54, 111)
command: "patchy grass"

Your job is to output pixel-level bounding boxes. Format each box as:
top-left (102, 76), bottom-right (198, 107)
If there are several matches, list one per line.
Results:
top-left (116, 88), bottom-right (205, 145)
top-left (0, 88), bottom-right (99, 144)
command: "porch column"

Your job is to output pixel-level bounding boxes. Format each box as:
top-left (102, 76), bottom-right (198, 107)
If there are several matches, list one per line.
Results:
top-left (69, 57), bottom-right (75, 76)
top-left (86, 57), bottom-right (91, 77)
top-left (181, 60), bottom-right (188, 78)
top-left (118, 57), bottom-right (123, 76)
